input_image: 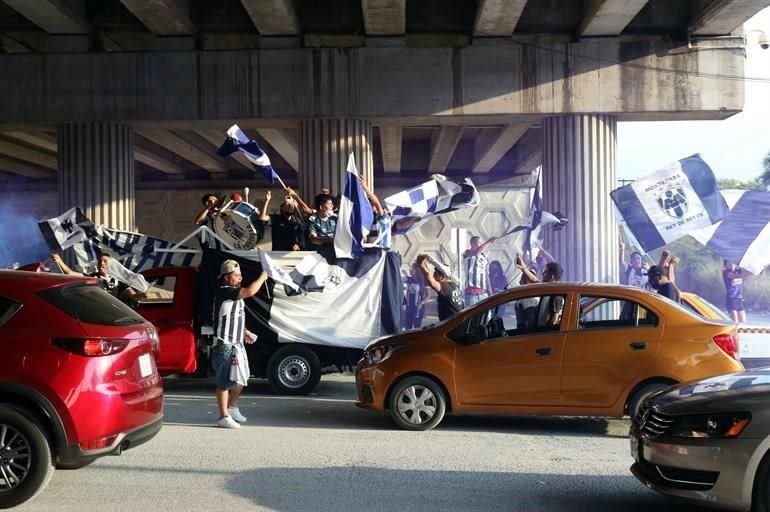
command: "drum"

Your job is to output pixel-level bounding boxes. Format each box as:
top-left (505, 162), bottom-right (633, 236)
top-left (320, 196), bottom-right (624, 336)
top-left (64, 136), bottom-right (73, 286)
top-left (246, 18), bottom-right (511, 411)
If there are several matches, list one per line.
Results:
top-left (212, 200), bottom-right (264, 250)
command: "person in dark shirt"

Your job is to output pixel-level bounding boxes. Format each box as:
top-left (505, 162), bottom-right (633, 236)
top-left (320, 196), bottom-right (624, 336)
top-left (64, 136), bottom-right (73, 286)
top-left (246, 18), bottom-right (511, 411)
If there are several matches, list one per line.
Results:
top-left (723, 260), bottom-right (746, 323)
top-left (416, 254), bottom-right (464, 321)
top-left (259, 190), bottom-right (306, 251)
top-left (52, 252), bottom-right (144, 307)
top-left (647, 264), bottom-right (681, 303)
top-left (194, 193), bottom-right (222, 227)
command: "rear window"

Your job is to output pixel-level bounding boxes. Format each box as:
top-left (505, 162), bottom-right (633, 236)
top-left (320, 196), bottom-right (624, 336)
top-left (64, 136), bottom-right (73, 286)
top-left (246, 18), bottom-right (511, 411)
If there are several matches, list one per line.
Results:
top-left (38, 282), bottom-right (145, 326)
top-left (0, 294), bottom-right (22, 327)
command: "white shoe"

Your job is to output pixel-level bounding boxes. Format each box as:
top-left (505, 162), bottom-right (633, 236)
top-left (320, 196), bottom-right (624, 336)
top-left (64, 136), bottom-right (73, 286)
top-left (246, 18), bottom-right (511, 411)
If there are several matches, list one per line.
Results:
top-left (228, 407), bottom-right (247, 423)
top-left (217, 416), bottom-right (240, 429)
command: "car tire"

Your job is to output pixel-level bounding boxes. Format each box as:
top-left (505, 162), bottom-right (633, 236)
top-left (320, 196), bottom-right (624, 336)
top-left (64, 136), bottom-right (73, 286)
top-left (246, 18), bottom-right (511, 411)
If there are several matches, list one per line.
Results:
top-left (627, 382), bottom-right (672, 420)
top-left (267, 345), bottom-right (322, 395)
top-left (388, 376), bottom-right (447, 431)
top-left (0, 407), bottom-right (55, 509)
top-left (753, 452), bottom-right (770, 512)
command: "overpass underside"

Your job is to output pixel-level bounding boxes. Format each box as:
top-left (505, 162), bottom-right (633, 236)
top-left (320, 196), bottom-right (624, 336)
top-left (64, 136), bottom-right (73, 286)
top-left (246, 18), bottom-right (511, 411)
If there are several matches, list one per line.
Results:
top-left (0, 0), bottom-right (763, 281)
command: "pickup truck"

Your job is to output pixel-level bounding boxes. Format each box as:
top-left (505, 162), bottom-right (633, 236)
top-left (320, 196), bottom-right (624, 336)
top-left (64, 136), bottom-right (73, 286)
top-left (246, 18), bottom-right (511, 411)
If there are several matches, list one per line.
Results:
top-left (135, 248), bottom-right (402, 394)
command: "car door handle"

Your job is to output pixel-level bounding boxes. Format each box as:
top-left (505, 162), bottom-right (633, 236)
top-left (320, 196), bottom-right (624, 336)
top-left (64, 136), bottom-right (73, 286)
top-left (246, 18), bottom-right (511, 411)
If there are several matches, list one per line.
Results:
top-left (535, 347), bottom-right (552, 356)
top-left (629, 342), bottom-right (647, 351)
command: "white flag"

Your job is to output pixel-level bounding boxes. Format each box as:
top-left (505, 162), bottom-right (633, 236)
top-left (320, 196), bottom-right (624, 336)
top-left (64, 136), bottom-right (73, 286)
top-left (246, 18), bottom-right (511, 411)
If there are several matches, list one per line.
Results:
top-left (258, 249), bottom-right (300, 293)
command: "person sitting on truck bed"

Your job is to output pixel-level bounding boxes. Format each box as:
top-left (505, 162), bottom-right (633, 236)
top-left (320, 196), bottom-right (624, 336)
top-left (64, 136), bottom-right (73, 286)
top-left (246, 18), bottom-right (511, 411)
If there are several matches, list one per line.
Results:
top-left (259, 190), bottom-right (306, 251)
top-left (52, 252), bottom-right (145, 308)
top-left (213, 259), bottom-right (268, 429)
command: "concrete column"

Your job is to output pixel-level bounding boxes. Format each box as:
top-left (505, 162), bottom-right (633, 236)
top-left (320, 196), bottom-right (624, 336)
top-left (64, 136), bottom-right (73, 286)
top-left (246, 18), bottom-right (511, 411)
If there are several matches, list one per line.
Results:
top-left (299, 118), bottom-right (374, 205)
top-left (58, 123), bottom-right (135, 230)
top-left (542, 114), bottom-right (617, 283)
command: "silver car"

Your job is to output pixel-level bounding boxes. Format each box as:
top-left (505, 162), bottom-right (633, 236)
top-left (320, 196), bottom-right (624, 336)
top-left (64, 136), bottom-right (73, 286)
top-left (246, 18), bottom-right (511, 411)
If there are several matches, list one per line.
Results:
top-left (630, 369), bottom-right (770, 511)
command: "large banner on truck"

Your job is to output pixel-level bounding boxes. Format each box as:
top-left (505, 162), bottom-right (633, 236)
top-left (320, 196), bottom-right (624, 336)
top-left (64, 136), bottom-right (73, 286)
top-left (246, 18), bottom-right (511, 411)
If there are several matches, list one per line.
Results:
top-left (199, 249), bottom-right (403, 349)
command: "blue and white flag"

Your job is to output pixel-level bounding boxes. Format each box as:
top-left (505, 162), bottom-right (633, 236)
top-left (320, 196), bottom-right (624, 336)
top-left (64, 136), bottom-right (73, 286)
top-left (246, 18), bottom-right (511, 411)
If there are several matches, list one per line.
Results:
top-left (38, 207), bottom-right (96, 252)
top-left (385, 175), bottom-right (480, 235)
top-left (611, 154), bottom-right (728, 252)
top-left (217, 124), bottom-right (280, 184)
top-left (258, 248), bottom-right (301, 293)
top-left (335, 153), bottom-right (374, 259)
top-left (689, 190), bottom-right (770, 275)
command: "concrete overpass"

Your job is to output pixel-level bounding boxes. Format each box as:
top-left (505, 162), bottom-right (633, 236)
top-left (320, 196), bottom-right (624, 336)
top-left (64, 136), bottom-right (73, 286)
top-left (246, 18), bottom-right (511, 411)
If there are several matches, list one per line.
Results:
top-left (0, 0), bottom-right (767, 282)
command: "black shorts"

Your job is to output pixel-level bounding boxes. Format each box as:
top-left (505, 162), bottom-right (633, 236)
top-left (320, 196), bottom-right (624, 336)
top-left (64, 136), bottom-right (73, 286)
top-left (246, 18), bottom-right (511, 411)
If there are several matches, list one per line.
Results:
top-left (727, 298), bottom-right (745, 312)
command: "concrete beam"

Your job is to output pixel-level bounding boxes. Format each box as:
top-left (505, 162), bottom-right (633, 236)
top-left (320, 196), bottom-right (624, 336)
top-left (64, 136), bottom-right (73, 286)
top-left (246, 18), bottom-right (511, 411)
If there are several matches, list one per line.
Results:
top-left (134, 147), bottom-right (184, 174)
top-left (0, 137), bottom-right (56, 169)
top-left (239, 0), bottom-right (299, 35)
top-left (690, 0), bottom-right (769, 36)
top-left (119, 0), bottom-right (194, 36)
top-left (136, 130), bottom-right (226, 174)
top-left (362, 0), bottom-right (406, 36)
top-left (428, 126), bottom-right (463, 174)
top-left (474, 0), bottom-right (529, 36)
top-left (0, 41), bottom-right (746, 124)
top-left (256, 128), bottom-right (298, 171)
top-left (0, 155), bottom-right (54, 179)
top-left (2, 0), bottom-right (88, 34)
top-left (0, 34), bottom-right (34, 53)
top-left (472, 123), bottom-right (530, 173)
top-left (379, 125), bottom-right (402, 174)
top-left (577, 0), bottom-right (649, 37)
top-left (3, 132), bottom-right (57, 152)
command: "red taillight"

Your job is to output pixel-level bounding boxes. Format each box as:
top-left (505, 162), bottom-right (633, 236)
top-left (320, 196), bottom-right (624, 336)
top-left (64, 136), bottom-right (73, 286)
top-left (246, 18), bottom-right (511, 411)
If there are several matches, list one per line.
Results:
top-left (53, 338), bottom-right (129, 357)
top-left (713, 333), bottom-right (740, 360)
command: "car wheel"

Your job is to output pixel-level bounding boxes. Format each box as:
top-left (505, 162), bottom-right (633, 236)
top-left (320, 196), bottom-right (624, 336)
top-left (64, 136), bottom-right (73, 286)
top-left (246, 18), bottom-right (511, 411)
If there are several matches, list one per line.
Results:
top-left (627, 382), bottom-right (672, 420)
top-left (267, 345), bottom-right (322, 395)
top-left (388, 376), bottom-right (447, 431)
top-left (0, 407), bottom-right (55, 509)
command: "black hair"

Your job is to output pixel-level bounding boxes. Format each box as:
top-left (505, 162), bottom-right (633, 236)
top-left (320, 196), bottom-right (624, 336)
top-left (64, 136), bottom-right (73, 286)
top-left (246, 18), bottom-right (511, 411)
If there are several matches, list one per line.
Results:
top-left (315, 193), bottom-right (334, 210)
top-left (470, 235), bottom-right (481, 244)
top-left (545, 262), bottom-right (563, 280)
top-left (630, 251), bottom-right (642, 259)
top-left (201, 193), bottom-right (217, 206)
top-left (647, 265), bottom-right (661, 277)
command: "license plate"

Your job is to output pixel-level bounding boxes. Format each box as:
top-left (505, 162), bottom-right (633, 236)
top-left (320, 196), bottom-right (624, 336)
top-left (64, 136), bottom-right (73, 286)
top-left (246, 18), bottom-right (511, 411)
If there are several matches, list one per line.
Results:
top-left (630, 435), bottom-right (639, 462)
top-left (138, 353), bottom-right (153, 378)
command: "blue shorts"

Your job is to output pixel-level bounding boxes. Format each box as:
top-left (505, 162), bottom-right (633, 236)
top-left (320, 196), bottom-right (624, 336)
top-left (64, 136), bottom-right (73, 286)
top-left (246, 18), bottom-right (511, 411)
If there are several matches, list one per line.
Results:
top-left (212, 344), bottom-right (237, 390)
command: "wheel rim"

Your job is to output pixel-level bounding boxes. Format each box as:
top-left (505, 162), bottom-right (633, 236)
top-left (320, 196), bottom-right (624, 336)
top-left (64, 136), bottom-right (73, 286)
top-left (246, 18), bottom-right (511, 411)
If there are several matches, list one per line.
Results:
top-left (0, 424), bottom-right (32, 493)
top-left (396, 385), bottom-right (438, 425)
top-left (278, 356), bottom-right (310, 389)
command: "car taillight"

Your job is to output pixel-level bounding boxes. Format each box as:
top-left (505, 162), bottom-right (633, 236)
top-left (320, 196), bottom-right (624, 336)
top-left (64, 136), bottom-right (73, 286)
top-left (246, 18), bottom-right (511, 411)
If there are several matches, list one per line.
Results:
top-left (53, 338), bottom-right (129, 357)
top-left (713, 333), bottom-right (740, 360)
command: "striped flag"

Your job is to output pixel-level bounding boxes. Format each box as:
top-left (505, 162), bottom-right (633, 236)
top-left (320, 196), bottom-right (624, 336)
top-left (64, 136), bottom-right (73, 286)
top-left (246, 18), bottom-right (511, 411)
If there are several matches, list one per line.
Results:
top-left (611, 154), bottom-right (728, 252)
top-left (217, 125), bottom-right (280, 184)
top-left (689, 189), bottom-right (770, 274)
top-left (334, 153), bottom-right (374, 259)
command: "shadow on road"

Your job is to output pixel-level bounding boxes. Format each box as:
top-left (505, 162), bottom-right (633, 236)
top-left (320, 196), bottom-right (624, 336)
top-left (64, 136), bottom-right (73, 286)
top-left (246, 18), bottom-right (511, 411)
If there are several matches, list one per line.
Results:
top-left (223, 467), bottom-right (716, 512)
top-left (162, 377), bottom-right (627, 438)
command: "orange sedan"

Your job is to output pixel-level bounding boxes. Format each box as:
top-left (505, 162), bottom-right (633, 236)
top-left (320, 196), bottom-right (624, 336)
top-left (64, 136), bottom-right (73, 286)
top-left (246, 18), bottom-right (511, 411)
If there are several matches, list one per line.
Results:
top-left (356, 283), bottom-right (744, 430)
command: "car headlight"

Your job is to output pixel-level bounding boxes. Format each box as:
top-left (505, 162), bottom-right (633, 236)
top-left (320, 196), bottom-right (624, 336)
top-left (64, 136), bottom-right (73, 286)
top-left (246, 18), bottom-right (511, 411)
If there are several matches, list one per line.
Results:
top-left (363, 343), bottom-right (404, 365)
top-left (670, 412), bottom-right (751, 438)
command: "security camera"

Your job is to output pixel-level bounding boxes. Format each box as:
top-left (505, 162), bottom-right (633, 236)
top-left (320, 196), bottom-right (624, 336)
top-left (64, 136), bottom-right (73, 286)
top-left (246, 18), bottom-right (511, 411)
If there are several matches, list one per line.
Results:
top-left (759, 31), bottom-right (769, 50)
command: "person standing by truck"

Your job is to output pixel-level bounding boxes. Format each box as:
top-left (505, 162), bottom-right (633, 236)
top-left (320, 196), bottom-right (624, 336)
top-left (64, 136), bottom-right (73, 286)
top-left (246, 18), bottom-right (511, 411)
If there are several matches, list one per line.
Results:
top-left (213, 259), bottom-right (268, 429)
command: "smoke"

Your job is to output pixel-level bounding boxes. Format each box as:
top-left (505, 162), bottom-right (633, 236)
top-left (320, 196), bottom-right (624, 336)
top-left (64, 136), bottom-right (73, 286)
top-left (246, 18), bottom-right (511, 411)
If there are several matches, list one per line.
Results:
top-left (0, 200), bottom-right (52, 269)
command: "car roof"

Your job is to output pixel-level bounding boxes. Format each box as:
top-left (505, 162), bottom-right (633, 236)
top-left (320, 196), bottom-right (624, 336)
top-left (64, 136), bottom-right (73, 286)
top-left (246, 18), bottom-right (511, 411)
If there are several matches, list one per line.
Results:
top-left (0, 270), bottom-right (96, 292)
top-left (507, 282), bottom-right (658, 296)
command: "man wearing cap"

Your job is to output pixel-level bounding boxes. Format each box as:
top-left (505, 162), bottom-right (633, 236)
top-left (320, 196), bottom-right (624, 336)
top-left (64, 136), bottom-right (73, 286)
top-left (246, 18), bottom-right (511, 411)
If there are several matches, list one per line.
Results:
top-left (416, 254), bottom-right (464, 321)
top-left (212, 259), bottom-right (268, 429)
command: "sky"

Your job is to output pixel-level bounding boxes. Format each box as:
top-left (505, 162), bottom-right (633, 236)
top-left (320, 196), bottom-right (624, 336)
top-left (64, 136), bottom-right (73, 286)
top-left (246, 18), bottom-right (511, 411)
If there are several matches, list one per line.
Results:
top-left (618, 7), bottom-right (770, 182)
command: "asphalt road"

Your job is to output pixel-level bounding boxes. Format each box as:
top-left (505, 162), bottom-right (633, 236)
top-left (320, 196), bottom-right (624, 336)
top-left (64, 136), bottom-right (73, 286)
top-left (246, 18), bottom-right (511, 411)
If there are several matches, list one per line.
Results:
top-left (18, 376), bottom-right (724, 512)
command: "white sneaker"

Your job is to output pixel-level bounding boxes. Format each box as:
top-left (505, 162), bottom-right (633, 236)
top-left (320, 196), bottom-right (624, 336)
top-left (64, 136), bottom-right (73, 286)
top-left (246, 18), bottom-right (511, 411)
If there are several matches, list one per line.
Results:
top-left (217, 416), bottom-right (240, 429)
top-left (228, 407), bottom-right (247, 423)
